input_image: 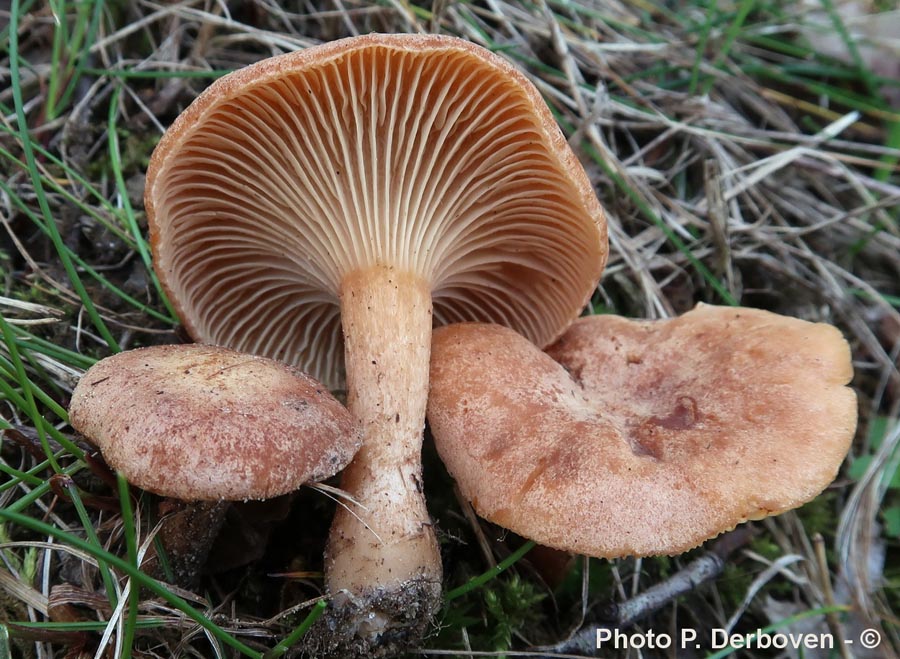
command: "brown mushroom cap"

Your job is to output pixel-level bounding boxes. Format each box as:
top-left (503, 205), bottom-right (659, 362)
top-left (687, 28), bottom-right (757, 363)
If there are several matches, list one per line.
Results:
top-left (69, 344), bottom-right (361, 501)
top-left (145, 33), bottom-right (607, 390)
top-left (427, 304), bottom-right (857, 557)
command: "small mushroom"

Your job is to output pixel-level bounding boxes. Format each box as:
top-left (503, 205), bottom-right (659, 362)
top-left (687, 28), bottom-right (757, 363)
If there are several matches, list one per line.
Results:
top-left (145, 33), bottom-right (606, 653)
top-left (68, 344), bottom-right (361, 584)
top-left (427, 304), bottom-right (857, 557)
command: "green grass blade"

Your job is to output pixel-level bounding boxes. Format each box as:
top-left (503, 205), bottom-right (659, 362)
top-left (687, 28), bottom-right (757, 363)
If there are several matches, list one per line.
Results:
top-left (583, 142), bottom-right (738, 305)
top-left (849, 288), bottom-right (900, 308)
top-left (62, 477), bottom-right (119, 606)
top-left (56, 0), bottom-right (105, 113)
top-left (0, 139), bottom-right (139, 248)
top-left (107, 87), bottom-right (177, 318)
top-left (817, 0), bottom-right (880, 99)
top-left (8, 0), bottom-right (120, 352)
top-left (445, 540), bottom-right (536, 602)
top-left (263, 600), bottom-right (327, 658)
top-left (702, 0), bottom-right (756, 95)
top-left (44, 0), bottom-right (68, 121)
top-left (117, 474), bottom-right (140, 659)
top-left (0, 352), bottom-right (84, 459)
top-left (8, 324), bottom-right (96, 370)
top-left (0, 455), bottom-right (45, 488)
top-left (0, 509), bottom-right (264, 658)
top-left (0, 362), bottom-right (72, 438)
top-left (0, 179), bottom-right (176, 325)
top-left (0, 462), bottom-right (84, 513)
top-left (0, 351), bottom-right (69, 423)
top-left (0, 315), bottom-right (61, 473)
top-left (876, 119), bottom-right (900, 183)
top-left (689, 0), bottom-right (719, 94)
top-left (739, 61), bottom-right (899, 120)
top-left (0, 0), bottom-right (37, 45)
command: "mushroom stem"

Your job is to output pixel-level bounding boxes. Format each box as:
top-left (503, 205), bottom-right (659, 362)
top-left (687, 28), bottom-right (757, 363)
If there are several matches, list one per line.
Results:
top-left (147, 500), bottom-right (230, 587)
top-left (322, 265), bottom-right (441, 654)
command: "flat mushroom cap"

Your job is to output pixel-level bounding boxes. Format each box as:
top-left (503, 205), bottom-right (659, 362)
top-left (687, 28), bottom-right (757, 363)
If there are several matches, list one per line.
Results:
top-left (427, 304), bottom-right (858, 557)
top-left (69, 344), bottom-right (361, 501)
top-left (145, 33), bottom-right (607, 390)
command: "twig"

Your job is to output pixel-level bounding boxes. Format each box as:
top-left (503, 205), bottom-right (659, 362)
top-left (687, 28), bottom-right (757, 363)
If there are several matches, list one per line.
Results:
top-left (536, 527), bottom-right (753, 657)
top-left (814, 533), bottom-right (852, 659)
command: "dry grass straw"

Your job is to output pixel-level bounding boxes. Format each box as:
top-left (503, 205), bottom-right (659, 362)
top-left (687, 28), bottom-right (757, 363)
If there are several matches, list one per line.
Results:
top-left (2, 0), bottom-right (899, 656)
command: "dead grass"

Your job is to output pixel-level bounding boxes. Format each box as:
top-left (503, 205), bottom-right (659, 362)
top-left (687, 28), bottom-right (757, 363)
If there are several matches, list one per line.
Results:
top-left (2, 0), bottom-right (899, 657)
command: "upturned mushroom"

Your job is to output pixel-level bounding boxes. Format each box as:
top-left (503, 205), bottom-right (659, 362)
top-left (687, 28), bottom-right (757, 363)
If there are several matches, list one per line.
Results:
top-left (145, 34), bottom-right (607, 653)
top-left (68, 344), bottom-right (361, 583)
top-left (428, 305), bottom-right (857, 557)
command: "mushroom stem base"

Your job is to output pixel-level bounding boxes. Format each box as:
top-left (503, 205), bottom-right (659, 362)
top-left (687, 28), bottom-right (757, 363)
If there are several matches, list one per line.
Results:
top-left (300, 576), bottom-right (441, 658)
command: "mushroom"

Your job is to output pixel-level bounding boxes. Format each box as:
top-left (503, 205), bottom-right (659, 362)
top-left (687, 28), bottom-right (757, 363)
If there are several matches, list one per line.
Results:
top-left (68, 343), bottom-right (361, 584)
top-left (427, 304), bottom-right (857, 557)
top-left (144, 34), bottom-right (607, 652)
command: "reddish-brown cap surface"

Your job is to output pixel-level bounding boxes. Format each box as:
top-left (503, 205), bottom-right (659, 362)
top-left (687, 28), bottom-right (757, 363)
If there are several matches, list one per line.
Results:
top-left (69, 344), bottom-right (361, 501)
top-left (146, 34), bottom-right (607, 389)
top-left (427, 305), bottom-right (857, 557)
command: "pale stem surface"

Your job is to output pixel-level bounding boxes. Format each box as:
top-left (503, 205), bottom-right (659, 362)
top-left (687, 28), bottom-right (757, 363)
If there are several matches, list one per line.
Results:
top-left (326, 265), bottom-right (441, 598)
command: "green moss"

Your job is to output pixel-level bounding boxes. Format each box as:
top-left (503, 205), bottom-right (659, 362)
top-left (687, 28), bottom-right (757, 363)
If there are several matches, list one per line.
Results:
top-left (435, 574), bottom-right (546, 654)
top-left (797, 493), bottom-right (841, 540)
